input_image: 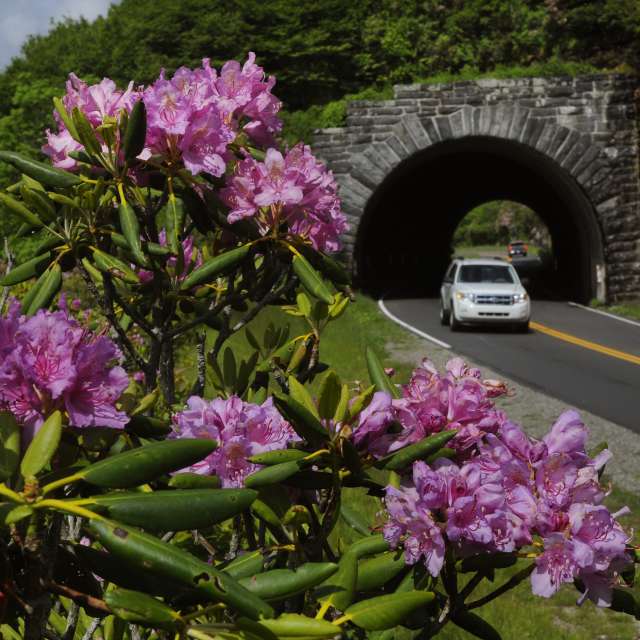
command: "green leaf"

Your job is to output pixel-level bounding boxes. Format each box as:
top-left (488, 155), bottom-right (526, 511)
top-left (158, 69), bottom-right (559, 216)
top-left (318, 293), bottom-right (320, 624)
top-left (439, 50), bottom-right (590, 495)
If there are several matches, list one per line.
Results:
top-left (342, 591), bottom-right (435, 631)
top-left (53, 97), bottom-right (79, 140)
top-left (248, 449), bottom-right (307, 465)
top-left (87, 518), bottom-right (274, 620)
top-left (25, 263), bottom-right (62, 315)
top-left (273, 394), bottom-right (329, 445)
top-left (317, 370), bottom-right (342, 420)
top-left (118, 202), bottom-right (146, 266)
top-left (91, 248), bottom-right (140, 284)
top-left (166, 194), bottom-right (183, 254)
top-left (0, 412), bottom-right (20, 481)
top-left (317, 549), bottom-right (358, 612)
top-left (253, 613), bottom-right (339, 638)
top-left (332, 384), bottom-right (350, 424)
top-left (0, 150), bottom-right (82, 188)
top-left (239, 563), bottom-right (338, 601)
top-left (0, 192), bottom-right (43, 227)
top-left (105, 588), bottom-right (179, 628)
top-left (365, 346), bottom-right (399, 398)
top-left (297, 244), bottom-right (351, 286)
top-left (122, 100), bottom-right (147, 161)
top-left (348, 534), bottom-right (390, 559)
top-left (180, 244), bottom-right (251, 290)
top-left (296, 291), bottom-right (312, 317)
top-left (223, 347), bottom-right (237, 389)
top-left (19, 268), bottom-right (49, 314)
top-left (168, 472), bottom-right (221, 489)
top-left (379, 430), bottom-right (457, 471)
top-left (71, 107), bottom-right (102, 156)
top-left (91, 488), bottom-right (257, 531)
top-left (74, 545), bottom-right (186, 598)
top-left (2, 504), bottom-right (34, 525)
top-left (223, 550), bottom-right (265, 580)
top-left (288, 376), bottom-right (319, 417)
top-left (125, 415), bottom-right (172, 437)
top-left (79, 439), bottom-right (217, 488)
top-left (348, 384), bottom-right (376, 420)
top-left (451, 611), bottom-right (503, 640)
top-left (292, 253), bottom-right (334, 304)
top-left (245, 460), bottom-right (304, 489)
top-left (340, 503), bottom-right (371, 538)
top-left (20, 410), bottom-right (62, 478)
top-left (356, 552), bottom-right (407, 592)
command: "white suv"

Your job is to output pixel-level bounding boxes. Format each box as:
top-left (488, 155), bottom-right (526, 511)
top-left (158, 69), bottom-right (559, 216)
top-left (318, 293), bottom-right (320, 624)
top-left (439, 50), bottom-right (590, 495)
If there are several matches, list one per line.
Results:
top-left (440, 258), bottom-right (530, 332)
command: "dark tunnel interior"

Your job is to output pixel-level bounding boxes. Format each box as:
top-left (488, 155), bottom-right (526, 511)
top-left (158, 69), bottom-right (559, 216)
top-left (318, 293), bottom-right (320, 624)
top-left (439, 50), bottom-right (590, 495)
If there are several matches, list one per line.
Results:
top-left (355, 136), bottom-right (604, 303)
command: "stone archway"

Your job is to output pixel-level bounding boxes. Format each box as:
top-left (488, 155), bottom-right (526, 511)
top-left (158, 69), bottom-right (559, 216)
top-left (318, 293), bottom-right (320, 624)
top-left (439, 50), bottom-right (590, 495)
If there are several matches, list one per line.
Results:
top-left (313, 75), bottom-right (640, 302)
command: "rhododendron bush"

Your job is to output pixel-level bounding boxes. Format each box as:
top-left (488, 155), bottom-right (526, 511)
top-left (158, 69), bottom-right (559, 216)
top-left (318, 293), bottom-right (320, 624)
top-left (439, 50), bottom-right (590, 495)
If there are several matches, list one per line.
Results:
top-left (0, 55), bottom-right (636, 640)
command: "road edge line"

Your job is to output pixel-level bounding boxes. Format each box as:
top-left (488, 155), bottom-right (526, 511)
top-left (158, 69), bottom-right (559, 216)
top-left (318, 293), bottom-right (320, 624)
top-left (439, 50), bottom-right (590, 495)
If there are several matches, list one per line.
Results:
top-left (378, 298), bottom-right (452, 350)
top-left (567, 301), bottom-right (640, 329)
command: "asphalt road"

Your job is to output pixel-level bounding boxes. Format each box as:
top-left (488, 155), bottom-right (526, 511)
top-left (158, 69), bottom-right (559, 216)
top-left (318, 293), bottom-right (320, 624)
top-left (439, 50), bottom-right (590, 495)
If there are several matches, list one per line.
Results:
top-left (381, 298), bottom-right (640, 432)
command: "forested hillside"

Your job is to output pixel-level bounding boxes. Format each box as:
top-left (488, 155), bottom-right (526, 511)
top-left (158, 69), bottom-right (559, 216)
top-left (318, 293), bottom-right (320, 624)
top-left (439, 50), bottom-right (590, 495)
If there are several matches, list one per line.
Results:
top-left (0, 0), bottom-right (638, 188)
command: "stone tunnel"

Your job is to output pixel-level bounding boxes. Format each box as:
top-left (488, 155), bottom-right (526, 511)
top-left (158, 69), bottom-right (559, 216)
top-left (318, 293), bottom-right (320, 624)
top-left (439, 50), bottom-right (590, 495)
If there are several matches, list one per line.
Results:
top-left (313, 74), bottom-right (640, 303)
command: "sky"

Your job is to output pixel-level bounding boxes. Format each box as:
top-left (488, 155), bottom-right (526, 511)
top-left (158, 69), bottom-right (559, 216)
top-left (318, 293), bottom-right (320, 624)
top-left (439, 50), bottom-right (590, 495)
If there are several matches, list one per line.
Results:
top-left (0, 0), bottom-right (116, 70)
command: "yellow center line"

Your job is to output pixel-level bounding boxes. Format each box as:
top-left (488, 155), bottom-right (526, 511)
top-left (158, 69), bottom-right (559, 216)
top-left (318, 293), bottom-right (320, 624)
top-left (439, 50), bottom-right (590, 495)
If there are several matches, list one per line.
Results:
top-left (530, 321), bottom-right (640, 366)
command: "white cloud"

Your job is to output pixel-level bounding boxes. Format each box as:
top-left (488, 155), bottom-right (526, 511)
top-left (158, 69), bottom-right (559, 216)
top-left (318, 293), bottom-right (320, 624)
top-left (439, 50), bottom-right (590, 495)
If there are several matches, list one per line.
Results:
top-left (0, 0), bottom-right (116, 70)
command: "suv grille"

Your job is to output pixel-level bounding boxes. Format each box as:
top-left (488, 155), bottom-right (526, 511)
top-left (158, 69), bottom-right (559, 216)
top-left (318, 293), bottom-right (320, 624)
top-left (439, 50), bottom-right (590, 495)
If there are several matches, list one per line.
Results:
top-left (475, 295), bottom-right (512, 306)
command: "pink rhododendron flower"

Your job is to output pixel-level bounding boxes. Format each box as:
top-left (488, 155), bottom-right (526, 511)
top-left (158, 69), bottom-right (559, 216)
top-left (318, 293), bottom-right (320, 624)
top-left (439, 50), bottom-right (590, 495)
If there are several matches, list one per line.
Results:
top-left (220, 143), bottom-right (348, 253)
top-left (378, 357), bottom-right (631, 607)
top-left (0, 304), bottom-right (129, 437)
top-left (43, 73), bottom-right (138, 169)
top-left (172, 395), bottom-right (299, 487)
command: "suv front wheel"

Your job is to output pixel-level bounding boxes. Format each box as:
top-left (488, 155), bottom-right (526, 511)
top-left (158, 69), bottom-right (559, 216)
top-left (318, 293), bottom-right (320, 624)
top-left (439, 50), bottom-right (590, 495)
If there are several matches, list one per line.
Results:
top-left (449, 302), bottom-right (461, 331)
top-left (439, 301), bottom-right (450, 325)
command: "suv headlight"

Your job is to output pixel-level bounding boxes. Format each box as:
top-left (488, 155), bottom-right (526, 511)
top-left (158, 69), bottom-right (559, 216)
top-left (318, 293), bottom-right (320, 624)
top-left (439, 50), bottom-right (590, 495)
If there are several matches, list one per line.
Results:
top-left (512, 292), bottom-right (529, 303)
top-left (455, 291), bottom-right (475, 302)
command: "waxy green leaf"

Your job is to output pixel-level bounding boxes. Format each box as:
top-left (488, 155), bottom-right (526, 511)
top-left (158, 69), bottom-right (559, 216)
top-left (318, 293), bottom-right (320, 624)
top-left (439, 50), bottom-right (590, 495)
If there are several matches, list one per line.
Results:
top-left (451, 611), bottom-right (503, 640)
top-left (292, 253), bottom-right (334, 304)
top-left (105, 588), bottom-right (179, 628)
top-left (25, 263), bottom-right (62, 315)
top-left (20, 410), bottom-right (62, 478)
top-left (0, 412), bottom-right (20, 481)
top-left (180, 244), bottom-right (251, 290)
top-left (122, 100), bottom-right (147, 161)
top-left (356, 552), bottom-right (406, 592)
top-left (0, 150), bottom-right (82, 188)
top-left (379, 430), bottom-right (457, 471)
top-left (365, 346), bottom-right (399, 399)
top-left (87, 518), bottom-right (274, 620)
top-left (79, 439), bottom-right (217, 488)
top-left (342, 591), bottom-right (435, 630)
top-left (273, 393), bottom-right (329, 445)
top-left (239, 563), bottom-right (338, 601)
top-left (91, 488), bottom-right (257, 531)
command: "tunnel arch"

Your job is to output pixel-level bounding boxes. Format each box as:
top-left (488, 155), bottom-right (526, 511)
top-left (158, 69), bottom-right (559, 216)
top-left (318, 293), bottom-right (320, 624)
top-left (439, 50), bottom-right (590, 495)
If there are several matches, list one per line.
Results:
top-left (354, 133), bottom-right (606, 303)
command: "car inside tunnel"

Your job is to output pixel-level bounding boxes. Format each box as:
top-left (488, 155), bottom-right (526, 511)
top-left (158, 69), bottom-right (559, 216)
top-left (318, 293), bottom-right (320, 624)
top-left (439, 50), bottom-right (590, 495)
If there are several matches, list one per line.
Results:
top-left (355, 136), bottom-right (604, 303)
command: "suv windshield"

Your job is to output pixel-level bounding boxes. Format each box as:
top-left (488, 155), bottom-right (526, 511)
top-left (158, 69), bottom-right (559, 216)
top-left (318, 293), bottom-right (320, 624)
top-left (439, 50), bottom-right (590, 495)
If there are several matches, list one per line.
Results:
top-left (458, 265), bottom-right (514, 284)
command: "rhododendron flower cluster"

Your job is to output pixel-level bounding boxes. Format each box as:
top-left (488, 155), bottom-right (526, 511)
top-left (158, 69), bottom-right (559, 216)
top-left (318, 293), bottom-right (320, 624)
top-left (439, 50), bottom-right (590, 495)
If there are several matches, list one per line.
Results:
top-left (376, 359), bottom-right (631, 608)
top-left (42, 53), bottom-right (347, 253)
top-left (44, 74), bottom-right (137, 170)
top-left (0, 303), bottom-right (129, 436)
top-left (221, 144), bottom-right (348, 253)
top-left (353, 357), bottom-right (508, 458)
top-left (172, 395), bottom-right (299, 487)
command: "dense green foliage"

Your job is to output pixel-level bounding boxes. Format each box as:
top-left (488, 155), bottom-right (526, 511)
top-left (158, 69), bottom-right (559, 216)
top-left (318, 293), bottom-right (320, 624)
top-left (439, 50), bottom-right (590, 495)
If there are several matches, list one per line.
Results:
top-left (0, 0), bottom-right (638, 208)
top-left (453, 201), bottom-right (549, 247)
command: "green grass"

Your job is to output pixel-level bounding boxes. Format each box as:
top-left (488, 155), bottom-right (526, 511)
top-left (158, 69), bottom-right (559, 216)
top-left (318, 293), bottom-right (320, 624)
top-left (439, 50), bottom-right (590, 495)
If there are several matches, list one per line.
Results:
top-left (591, 299), bottom-right (640, 322)
top-left (453, 244), bottom-right (541, 259)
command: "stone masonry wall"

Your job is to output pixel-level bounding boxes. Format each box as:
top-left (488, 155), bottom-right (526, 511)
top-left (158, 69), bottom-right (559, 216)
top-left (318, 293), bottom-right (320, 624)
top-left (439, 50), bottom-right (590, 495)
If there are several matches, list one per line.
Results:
top-left (313, 74), bottom-right (640, 301)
